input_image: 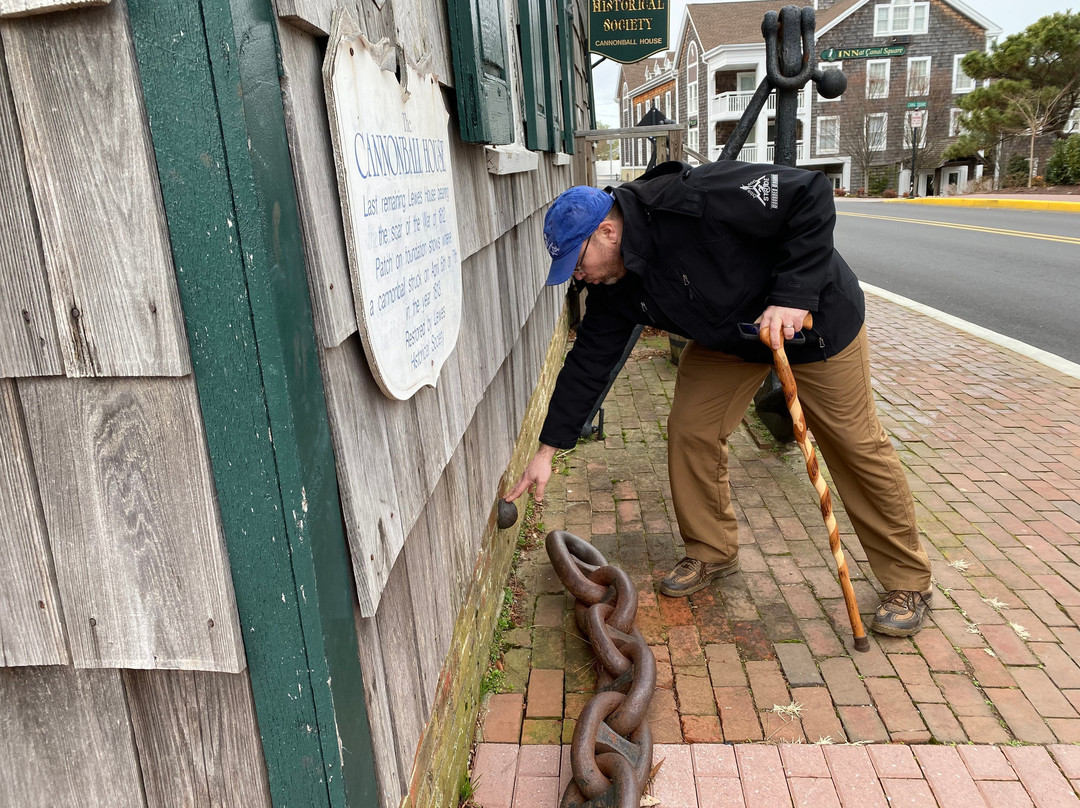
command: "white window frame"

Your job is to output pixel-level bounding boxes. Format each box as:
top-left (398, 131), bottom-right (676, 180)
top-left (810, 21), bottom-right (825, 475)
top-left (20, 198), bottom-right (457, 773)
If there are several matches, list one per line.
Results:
top-left (688, 81), bottom-right (698, 118)
top-left (818, 61), bottom-right (843, 101)
top-left (665, 91), bottom-right (671, 119)
top-left (906, 56), bottom-right (930, 96)
top-left (1065, 107), bottom-right (1080, 134)
top-left (635, 102), bottom-right (642, 124)
top-left (817, 116), bottom-right (840, 154)
top-left (904, 111), bottom-right (928, 148)
top-left (874, 0), bottom-right (929, 36)
top-left (949, 107), bottom-right (964, 137)
top-left (953, 54), bottom-right (975, 93)
top-left (867, 60), bottom-right (890, 99)
top-left (867, 112), bottom-right (888, 151)
top-left (688, 125), bottom-right (699, 152)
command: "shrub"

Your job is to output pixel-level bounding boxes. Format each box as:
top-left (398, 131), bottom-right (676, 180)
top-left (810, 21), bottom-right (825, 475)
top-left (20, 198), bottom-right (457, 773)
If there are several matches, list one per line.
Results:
top-left (1004, 153), bottom-right (1030, 187)
top-left (868, 169), bottom-right (890, 196)
top-left (882, 188), bottom-right (898, 198)
top-left (834, 187), bottom-right (847, 197)
top-left (1046, 134), bottom-right (1080, 185)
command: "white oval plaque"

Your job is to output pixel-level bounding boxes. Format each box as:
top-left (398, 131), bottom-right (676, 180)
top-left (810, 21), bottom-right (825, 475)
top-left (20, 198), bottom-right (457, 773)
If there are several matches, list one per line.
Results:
top-left (324, 14), bottom-right (462, 400)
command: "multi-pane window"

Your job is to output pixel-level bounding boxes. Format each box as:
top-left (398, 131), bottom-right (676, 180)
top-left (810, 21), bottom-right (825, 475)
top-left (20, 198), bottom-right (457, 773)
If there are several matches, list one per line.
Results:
top-left (688, 126), bottom-right (699, 151)
top-left (867, 113), bottom-right (888, 151)
top-left (687, 41), bottom-right (698, 122)
top-left (949, 108), bottom-right (964, 137)
top-left (665, 91), bottom-right (671, 119)
top-left (904, 111), bottom-right (928, 148)
top-left (907, 57), bottom-right (930, 96)
top-left (867, 60), bottom-right (890, 99)
top-left (1065, 107), bottom-right (1080, 134)
top-left (818, 61), bottom-right (842, 101)
top-left (874, 0), bottom-right (929, 36)
top-left (953, 55), bottom-right (976, 93)
top-left (817, 117), bottom-right (840, 154)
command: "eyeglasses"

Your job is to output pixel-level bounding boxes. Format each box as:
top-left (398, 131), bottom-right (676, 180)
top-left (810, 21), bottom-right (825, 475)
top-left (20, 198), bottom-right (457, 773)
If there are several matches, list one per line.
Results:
top-left (573, 235), bottom-right (593, 277)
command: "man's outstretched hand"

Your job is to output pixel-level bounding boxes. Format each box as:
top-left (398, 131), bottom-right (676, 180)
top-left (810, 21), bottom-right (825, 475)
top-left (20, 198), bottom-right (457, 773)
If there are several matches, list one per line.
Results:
top-left (505, 444), bottom-right (558, 503)
top-left (756, 305), bottom-right (811, 351)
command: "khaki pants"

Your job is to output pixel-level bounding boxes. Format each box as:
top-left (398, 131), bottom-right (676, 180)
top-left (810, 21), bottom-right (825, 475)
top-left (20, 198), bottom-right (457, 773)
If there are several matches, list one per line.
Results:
top-left (667, 327), bottom-right (931, 593)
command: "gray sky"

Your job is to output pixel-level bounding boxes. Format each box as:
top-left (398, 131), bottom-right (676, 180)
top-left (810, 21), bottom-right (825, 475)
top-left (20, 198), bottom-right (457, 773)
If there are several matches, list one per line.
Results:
top-left (591, 0), bottom-right (1076, 126)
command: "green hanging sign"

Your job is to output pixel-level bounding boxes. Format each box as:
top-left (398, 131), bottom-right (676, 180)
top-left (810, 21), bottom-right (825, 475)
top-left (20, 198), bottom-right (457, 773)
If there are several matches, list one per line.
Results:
top-left (820, 45), bottom-right (907, 61)
top-left (589, 0), bottom-right (669, 64)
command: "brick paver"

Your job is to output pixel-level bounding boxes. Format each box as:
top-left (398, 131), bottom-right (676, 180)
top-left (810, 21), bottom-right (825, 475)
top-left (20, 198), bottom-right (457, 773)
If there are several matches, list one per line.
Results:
top-left (915, 746), bottom-right (989, 808)
top-left (650, 743), bottom-right (697, 808)
top-left (1003, 746), bottom-right (1080, 808)
top-left (484, 693), bottom-right (525, 743)
top-left (977, 780), bottom-right (1036, 808)
top-left (824, 745), bottom-right (889, 808)
top-left (737, 745), bottom-right (792, 808)
top-left (867, 745), bottom-right (921, 779)
top-left (472, 743), bottom-right (518, 808)
top-left (474, 294), bottom-right (1080, 806)
top-left (881, 778), bottom-right (938, 808)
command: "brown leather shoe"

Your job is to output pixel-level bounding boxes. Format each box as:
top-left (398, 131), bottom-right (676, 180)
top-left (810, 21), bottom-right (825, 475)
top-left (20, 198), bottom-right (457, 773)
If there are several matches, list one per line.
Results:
top-left (659, 556), bottom-right (740, 597)
top-left (871, 590), bottom-right (931, 637)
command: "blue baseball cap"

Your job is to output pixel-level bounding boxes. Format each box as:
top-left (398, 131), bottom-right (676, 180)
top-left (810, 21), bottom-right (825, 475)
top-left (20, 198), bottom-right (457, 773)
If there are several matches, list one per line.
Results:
top-left (543, 186), bottom-right (614, 285)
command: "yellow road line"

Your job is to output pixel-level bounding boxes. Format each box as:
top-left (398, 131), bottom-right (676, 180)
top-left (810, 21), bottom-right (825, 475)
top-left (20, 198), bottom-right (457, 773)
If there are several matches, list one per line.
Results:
top-left (837, 210), bottom-right (1080, 245)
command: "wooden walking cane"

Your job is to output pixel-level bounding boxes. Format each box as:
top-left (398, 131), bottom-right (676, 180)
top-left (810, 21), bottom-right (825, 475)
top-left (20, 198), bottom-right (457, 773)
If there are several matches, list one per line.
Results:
top-left (751, 316), bottom-right (870, 652)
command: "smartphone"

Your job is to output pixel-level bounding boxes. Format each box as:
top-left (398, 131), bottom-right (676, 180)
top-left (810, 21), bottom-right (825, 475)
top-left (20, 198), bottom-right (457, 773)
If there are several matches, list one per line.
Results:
top-left (738, 322), bottom-right (806, 345)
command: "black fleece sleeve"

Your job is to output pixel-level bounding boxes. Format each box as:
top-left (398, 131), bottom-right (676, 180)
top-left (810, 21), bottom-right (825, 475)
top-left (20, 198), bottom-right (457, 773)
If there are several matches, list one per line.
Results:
top-left (767, 170), bottom-right (838, 311)
top-left (538, 286), bottom-right (639, 449)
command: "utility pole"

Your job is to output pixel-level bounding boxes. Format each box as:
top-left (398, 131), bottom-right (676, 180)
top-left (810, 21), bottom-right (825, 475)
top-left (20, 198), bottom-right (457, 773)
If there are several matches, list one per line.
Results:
top-left (910, 125), bottom-right (919, 197)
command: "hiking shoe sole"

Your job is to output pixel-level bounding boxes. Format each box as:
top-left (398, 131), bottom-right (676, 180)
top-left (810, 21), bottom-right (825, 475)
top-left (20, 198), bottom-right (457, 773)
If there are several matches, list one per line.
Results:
top-left (659, 558), bottom-right (741, 597)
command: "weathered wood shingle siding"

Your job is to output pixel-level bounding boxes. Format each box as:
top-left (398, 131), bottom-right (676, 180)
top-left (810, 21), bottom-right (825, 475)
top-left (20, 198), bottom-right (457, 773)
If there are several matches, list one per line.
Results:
top-left (814, 0), bottom-right (987, 188)
top-left (124, 669), bottom-right (273, 808)
top-left (1, 4), bottom-right (258, 803)
top-left (353, 282), bottom-right (563, 804)
top-left (0, 4), bottom-right (190, 378)
top-left (0, 667), bottom-right (145, 808)
top-left (18, 375), bottom-right (245, 671)
top-left (278, 15), bottom-right (571, 618)
top-left (1, 0), bottom-right (588, 803)
top-left (0, 5), bottom-right (245, 672)
top-left (0, 379), bottom-right (68, 666)
top-left (0, 37), bottom-right (63, 378)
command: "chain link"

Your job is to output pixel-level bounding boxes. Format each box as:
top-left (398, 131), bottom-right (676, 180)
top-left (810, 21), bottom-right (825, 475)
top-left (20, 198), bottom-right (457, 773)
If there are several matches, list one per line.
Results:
top-left (546, 530), bottom-right (656, 808)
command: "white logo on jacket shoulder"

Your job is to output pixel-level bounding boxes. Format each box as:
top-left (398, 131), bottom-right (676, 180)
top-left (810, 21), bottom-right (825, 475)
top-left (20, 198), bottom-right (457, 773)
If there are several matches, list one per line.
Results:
top-left (741, 174), bottom-right (780, 209)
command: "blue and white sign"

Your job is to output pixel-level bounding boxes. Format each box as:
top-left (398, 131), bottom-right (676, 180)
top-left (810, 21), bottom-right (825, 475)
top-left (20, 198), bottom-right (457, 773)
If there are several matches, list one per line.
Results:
top-left (325, 16), bottom-right (462, 400)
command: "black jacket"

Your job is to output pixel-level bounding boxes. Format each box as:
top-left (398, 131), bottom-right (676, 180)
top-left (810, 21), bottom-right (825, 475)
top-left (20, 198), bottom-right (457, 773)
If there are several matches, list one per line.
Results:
top-left (539, 160), bottom-right (866, 450)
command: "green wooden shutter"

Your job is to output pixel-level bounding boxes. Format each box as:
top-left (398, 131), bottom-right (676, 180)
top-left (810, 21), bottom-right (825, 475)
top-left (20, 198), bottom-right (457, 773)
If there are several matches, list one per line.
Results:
top-left (555, 0), bottom-right (576, 153)
top-left (518, 0), bottom-right (552, 151)
top-left (448, 0), bottom-right (514, 144)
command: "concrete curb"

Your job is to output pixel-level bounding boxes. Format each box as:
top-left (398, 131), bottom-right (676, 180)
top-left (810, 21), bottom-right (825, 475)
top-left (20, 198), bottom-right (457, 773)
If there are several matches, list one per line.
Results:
top-left (883, 196), bottom-right (1080, 212)
top-left (861, 282), bottom-right (1080, 381)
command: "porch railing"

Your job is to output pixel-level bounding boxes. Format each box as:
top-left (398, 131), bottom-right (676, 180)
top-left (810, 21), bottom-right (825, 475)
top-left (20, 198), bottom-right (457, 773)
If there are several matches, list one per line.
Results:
top-left (711, 89), bottom-right (806, 118)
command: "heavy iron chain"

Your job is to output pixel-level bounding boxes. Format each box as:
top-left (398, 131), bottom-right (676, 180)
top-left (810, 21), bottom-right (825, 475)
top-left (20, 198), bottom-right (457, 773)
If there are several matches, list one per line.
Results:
top-left (546, 530), bottom-right (656, 808)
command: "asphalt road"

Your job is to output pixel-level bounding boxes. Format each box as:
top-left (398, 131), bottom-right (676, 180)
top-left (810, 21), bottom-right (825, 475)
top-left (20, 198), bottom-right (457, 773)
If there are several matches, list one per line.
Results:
top-left (832, 200), bottom-right (1080, 364)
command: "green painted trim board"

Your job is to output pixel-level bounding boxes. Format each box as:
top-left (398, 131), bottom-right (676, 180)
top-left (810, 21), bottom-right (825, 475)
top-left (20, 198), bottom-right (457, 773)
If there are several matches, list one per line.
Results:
top-left (127, 2), bottom-right (377, 806)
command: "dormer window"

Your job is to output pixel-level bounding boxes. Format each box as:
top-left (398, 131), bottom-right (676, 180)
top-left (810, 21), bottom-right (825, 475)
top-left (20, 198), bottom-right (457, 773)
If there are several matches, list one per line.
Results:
top-left (874, 0), bottom-right (929, 36)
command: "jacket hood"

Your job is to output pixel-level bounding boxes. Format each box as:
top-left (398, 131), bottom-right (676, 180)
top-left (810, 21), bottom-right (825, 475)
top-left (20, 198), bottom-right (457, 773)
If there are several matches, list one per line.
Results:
top-left (612, 161), bottom-right (705, 217)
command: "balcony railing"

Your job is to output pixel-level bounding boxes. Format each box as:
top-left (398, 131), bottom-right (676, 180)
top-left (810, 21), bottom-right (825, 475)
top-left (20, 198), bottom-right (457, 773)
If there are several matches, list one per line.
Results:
top-left (709, 141), bottom-right (805, 163)
top-left (710, 89), bottom-right (806, 119)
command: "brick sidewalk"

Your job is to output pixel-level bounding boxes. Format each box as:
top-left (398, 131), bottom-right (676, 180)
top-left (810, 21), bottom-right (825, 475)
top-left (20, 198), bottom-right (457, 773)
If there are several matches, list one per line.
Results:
top-left (472, 293), bottom-right (1080, 807)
